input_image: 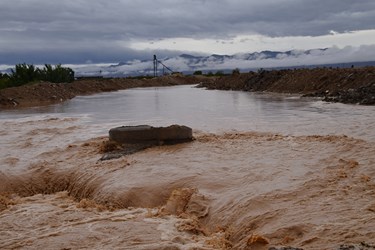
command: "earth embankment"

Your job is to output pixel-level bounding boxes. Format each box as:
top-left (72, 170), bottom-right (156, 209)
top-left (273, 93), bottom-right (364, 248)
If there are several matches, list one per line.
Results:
top-left (199, 67), bottom-right (375, 105)
top-left (0, 75), bottom-right (210, 109)
top-left (2, 68), bottom-right (374, 108)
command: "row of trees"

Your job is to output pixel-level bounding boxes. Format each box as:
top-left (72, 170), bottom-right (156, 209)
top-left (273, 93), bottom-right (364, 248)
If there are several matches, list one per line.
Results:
top-left (0, 63), bottom-right (74, 89)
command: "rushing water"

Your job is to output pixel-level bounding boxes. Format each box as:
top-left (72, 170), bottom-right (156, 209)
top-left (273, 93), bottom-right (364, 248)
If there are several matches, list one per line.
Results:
top-left (1, 85), bottom-right (375, 140)
top-left (2, 85), bottom-right (375, 249)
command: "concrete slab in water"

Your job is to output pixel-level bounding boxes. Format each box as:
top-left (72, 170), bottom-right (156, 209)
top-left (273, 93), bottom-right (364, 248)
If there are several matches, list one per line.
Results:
top-left (109, 124), bottom-right (193, 144)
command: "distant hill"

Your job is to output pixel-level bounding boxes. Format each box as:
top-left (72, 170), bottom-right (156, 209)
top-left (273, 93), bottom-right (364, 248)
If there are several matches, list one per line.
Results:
top-left (2, 47), bottom-right (375, 77)
top-left (77, 47), bottom-right (375, 77)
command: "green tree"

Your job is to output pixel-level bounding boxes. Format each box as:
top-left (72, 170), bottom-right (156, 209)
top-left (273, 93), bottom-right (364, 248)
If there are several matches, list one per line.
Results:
top-left (2, 63), bottom-right (75, 89)
top-left (10, 63), bottom-right (40, 86)
top-left (232, 68), bottom-right (240, 75)
top-left (0, 73), bottom-right (10, 89)
top-left (0, 72), bottom-right (9, 80)
top-left (40, 64), bottom-right (74, 83)
top-left (193, 70), bottom-right (202, 75)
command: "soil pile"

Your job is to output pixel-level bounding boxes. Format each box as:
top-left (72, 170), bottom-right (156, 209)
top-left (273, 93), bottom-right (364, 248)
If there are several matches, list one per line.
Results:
top-left (198, 67), bottom-right (375, 105)
top-left (0, 75), bottom-right (211, 109)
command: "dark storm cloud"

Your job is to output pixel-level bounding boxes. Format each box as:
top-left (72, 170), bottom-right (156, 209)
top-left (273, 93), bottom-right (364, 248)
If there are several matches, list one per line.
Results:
top-left (0, 0), bottom-right (374, 63)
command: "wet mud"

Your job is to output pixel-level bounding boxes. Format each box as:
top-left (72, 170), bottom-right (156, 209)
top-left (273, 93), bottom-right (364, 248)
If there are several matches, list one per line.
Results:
top-left (1, 118), bottom-right (375, 249)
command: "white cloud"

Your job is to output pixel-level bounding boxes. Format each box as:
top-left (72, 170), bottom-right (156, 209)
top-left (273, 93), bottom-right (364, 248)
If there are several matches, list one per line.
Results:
top-left (131, 30), bottom-right (375, 55)
top-left (40, 45), bottom-right (373, 76)
top-left (1, 45), bottom-right (374, 76)
top-left (0, 1), bottom-right (374, 64)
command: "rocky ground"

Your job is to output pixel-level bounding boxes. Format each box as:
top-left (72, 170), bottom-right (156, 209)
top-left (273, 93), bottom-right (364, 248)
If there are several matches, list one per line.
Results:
top-left (0, 75), bottom-right (210, 109)
top-left (198, 67), bottom-right (375, 105)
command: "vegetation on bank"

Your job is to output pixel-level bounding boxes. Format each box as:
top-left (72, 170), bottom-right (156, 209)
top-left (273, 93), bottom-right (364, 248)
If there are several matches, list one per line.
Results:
top-left (193, 70), bottom-right (227, 77)
top-left (0, 64), bottom-right (74, 89)
top-left (193, 68), bottom-right (240, 77)
top-left (0, 64), bottom-right (240, 89)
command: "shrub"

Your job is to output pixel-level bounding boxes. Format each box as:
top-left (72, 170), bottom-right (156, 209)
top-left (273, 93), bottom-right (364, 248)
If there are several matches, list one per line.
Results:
top-left (257, 68), bottom-right (266, 74)
top-left (215, 70), bottom-right (225, 76)
top-left (232, 68), bottom-right (240, 75)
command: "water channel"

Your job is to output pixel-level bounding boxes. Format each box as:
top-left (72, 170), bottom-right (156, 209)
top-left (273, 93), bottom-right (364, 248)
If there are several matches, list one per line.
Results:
top-left (1, 85), bottom-right (375, 141)
top-left (1, 85), bottom-right (375, 250)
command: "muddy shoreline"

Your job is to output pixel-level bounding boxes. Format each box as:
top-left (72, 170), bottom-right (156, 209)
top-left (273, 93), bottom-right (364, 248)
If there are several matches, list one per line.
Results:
top-left (1, 67), bottom-right (375, 109)
top-left (0, 75), bottom-right (211, 109)
top-left (198, 67), bottom-right (375, 105)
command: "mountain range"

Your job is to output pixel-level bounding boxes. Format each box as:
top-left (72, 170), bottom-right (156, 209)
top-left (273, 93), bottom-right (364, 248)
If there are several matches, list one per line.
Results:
top-left (1, 46), bottom-right (375, 77)
top-left (75, 47), bottom-right (375, 77)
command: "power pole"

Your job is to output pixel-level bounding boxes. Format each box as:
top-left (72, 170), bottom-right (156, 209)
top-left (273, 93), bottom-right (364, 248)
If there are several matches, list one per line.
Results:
top-left (153, 55), bottom-right (158, 77)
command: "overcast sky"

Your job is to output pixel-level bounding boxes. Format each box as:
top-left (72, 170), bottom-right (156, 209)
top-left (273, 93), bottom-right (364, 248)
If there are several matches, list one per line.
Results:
top-left (1, 0), bottom-right (375, 64)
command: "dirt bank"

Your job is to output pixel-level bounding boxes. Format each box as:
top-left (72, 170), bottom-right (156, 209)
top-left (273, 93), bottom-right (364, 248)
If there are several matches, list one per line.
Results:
top-left (3, 67), bottom-right (374, 109)
top-left (198, 67), bottom-right (375, 105)
top-left (0, 75), bottom-right (211, 109)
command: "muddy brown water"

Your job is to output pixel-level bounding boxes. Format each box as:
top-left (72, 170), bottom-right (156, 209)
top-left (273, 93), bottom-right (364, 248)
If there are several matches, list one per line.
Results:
top-left (1, 85), bottom-right (375, 249)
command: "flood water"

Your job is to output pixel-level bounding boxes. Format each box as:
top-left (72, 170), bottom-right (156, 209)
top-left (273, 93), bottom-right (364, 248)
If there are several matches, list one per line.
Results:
top-left (1, 85), bottom-right (375, 249)
top-left (1, 85), bottom-right (375, 141)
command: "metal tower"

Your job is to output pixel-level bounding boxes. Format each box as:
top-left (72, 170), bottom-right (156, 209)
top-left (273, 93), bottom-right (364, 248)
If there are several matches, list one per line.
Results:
top-left (153, 55), bottom-right (174, 77)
